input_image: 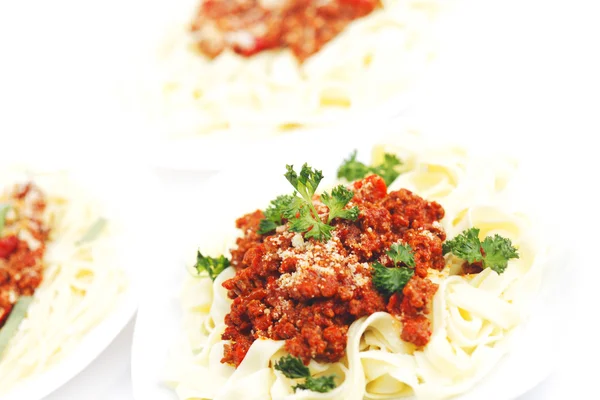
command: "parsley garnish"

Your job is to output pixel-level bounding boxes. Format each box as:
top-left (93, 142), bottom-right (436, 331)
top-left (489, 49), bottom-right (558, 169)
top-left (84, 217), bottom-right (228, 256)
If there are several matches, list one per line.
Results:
top-left (0, 296), bottom-right (33, 358)
top-left (285, 201), bottom-right (335, 241)
top-left (274, 354), bottom-right (310, 378)
top-left (257, 194), bottom-right (295, 234)
top-left (194, 250), bottom-right (230, 281)
top-left (0, 204), bottom-right (11, 233)
top-left (321, 185), bottom-right (359, 223)
top-left (372, 153), bottom-right (404, 186)
top-left (337, 150), bottom-right (402, 186)
top-left (284, 164), bottom-right (333, 241)
top-left (443, 227), bottom-right (519, 274)
top-left (372, 243), bottom-right (415, 295)
top-left (274, 355), bottom-right (337, 393)
top-left (336, 151), bottom-right (370, 182)
top-left (258, 164), bottom-right (359, 240)
top-left (75, 218), bottom-right (107, 246)
top-left (387, 242), bottom-right (415, 267)
top-left (295, 376), bottom-right (337, 393)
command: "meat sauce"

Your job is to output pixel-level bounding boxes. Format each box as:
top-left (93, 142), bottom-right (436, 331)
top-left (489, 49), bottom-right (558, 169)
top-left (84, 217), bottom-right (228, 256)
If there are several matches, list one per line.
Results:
top-left (0, 183), bottom-right (49, 328)
top-left (191, 0), bottom-right (380, 61)
top-left (222, 174), bottom-right (446, 366)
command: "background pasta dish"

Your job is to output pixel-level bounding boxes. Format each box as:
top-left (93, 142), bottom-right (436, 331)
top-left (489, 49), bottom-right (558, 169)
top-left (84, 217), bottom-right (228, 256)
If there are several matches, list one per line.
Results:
top-left (0, 169), bottom-right (128, 395)
top-left (161, 133), bottom-right (548, 400)
top-left (139, 0), bottom-right (454, 139)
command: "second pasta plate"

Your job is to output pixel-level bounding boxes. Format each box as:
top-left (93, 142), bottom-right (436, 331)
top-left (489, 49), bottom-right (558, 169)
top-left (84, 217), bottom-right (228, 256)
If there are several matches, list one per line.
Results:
top-left (122, 0), bottom-right (464, 170)
top-left (0, 160), bottom-right (155, 400)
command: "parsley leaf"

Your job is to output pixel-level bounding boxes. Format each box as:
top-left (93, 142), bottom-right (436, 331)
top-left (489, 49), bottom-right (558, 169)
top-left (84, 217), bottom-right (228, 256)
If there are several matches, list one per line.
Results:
top-left (284, 164), bottom-right (359, 241)
top-left (284, 164), bottom-right (331, 240)
top-left (194, 250), bottom-right (230, 281)
top-left (387, 243), bottom-right (415, 267)
top-left (258, 219), bottom-right (278, 236)
top-left (258, 194), bottom-right (295, 234)
top-left (285, 202), bottom-right (334, 241)
top-left (372, 153), bottom-right (403, 186)
top-left (258, 164), bottom-right (361, 241)
top-left (274, 355), bottom-right (310, 379)
top-left (337, 151), bottom-right (402, 186)
top-left (294, 376), bottom-right (337, 393)
top-left (285, 164), bottom-right (323, 203)
top-left (372, 243), bottom-right (416, 295)
top-left (372, 262), bottom-right (414, 295)
top-left (442, 228), bottom-right (481, 261)
top-left (443, 228), bottom-right (519, 274)
top-left (0, 296), bottom-right (33, 358)
top-left (0, 204), bottom-right (11, 233)
top-left (481, 234), bottom-right (520, 274)
top-left (320, 185), bottom-right (359, 223)
top-left (76, 218), bottom-right (107, 246)
top-left (336, 151), bottom-right (371, 182)
top-left (274, 355), bottom-right (337, 393)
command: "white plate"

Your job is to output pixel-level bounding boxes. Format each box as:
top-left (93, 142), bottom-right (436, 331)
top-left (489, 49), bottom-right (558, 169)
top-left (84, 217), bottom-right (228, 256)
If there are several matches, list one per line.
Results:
top-left (141, 95), bottom-right (415, 172)
top-left (131, 136), bottom-right (570, 400)
top-left (0, 158), bottom-right (156, 400)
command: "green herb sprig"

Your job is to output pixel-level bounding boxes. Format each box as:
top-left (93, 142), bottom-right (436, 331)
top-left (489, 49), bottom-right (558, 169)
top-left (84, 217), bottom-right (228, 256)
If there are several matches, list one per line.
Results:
top-left (337, 151), bottom-right (402, 186)
top-left (443, 227), bottom-right (519, 274)
top-left (0, 296), bottom-right (33, 358)
top-left (0, 204), bottom-right (11, 233)
top-left (274, 355), bottom-right (337, 393)
top-left (258, 164), bottom-right (359, 240)
top-left (194, 250), bottom-right (230, 281)
top-left (258, 194), bottom-right (295, 235)
top-left (372, 243), bottom-right (416, 295)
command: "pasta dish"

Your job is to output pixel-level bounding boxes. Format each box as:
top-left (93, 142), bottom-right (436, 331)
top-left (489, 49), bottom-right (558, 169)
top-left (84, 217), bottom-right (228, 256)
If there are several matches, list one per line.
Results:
top-left (0, 170), bottom-right (128, 394)
top-left (165, 138), bottom-right (546, 399)
top-left (144, 0), bottom-right (449, 138)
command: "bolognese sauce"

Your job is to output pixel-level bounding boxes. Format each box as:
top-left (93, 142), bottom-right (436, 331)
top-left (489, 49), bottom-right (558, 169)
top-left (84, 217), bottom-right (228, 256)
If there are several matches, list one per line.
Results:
top-left (222, 174), bottom-right (446, 366)
top-left (190, 0), bottom-right (381, 61)
top-left (0, 183), bottom-right (49, 328)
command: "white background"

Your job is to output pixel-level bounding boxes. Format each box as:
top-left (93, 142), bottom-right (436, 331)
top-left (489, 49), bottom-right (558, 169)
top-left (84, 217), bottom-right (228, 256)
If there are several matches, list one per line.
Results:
top-left (1, 0), bottom-right (599, 399)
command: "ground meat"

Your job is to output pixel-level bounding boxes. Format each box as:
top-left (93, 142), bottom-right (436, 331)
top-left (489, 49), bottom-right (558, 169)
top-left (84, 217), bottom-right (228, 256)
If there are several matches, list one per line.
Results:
top-left (382, 188), bottom-right (445, 233)
top-left (400, 314), bottom-right (432, 347)
top-left (462, 260), bottom-right (483, 275)
top-left (190, 0), bottom-right (381, 61)
top-left (221, 174), bottom-right (445, 367)
top-left (399, 276), bottom-right (438, 346)
top-left (401, 275), bottom-right (439, 313)
top-left (403, 229), bottom-right (445, 277)
top-left (0, 183), bottom-right (49, 327)
top-left (0, 235), bottom-right (18, 259)
top-left (230, 209), bottom-right (264, 269)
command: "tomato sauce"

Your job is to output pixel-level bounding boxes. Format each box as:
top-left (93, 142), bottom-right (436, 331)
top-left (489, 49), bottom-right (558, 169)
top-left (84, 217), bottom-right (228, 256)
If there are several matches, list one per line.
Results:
top-left (222, 175), bottom-right (446, 366)
top-left (190, 0), bottom-right (380, 61)
top-left (0, 183), bottom-right (48, 327)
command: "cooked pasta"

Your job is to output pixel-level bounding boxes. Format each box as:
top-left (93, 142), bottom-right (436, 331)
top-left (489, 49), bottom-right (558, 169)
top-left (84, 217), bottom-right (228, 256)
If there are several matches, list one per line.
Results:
top-left (165, 137), bottom-right (546, 399)
top-left (141, 0), bottom-right (449, 139)
top-left (0, 170), bottom-right (128, 394)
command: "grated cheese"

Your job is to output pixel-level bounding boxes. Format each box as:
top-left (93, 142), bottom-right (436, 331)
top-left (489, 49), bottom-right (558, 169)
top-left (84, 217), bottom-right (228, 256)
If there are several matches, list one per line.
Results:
top-left (276, 235), bottom-right (369, 290)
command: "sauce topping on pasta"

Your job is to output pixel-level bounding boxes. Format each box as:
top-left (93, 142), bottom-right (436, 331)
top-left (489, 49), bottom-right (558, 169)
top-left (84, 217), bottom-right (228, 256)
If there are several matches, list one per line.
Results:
top-left (191, 0), bottom-right (380, 61)
top-left (0, 183), bottom-right (48, 327)
top-left (222, 174), bottom-right (445, 366)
